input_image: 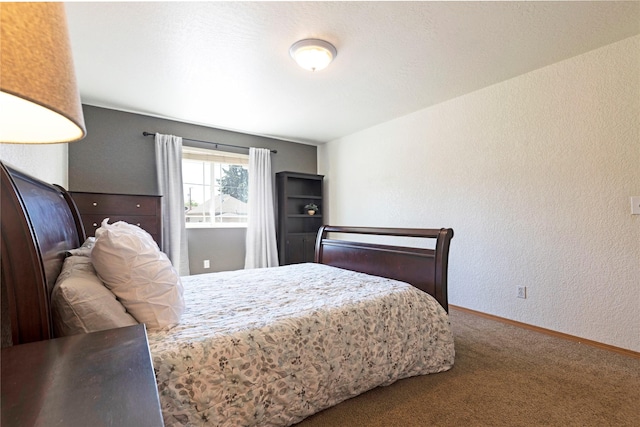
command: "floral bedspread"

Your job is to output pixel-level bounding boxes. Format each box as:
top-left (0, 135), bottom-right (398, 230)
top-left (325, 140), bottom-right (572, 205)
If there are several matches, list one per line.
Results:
top-left (147, 263), bottom-right (454, 427)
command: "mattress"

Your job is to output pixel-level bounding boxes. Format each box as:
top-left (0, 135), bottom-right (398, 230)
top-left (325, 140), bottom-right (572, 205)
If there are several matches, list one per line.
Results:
top-left (147, 263), bottom-right (454, 426)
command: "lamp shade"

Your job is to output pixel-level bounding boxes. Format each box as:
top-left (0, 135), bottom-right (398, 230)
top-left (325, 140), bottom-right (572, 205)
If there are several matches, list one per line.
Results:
top-left (289, 39), bottom-right (337, 72)
top-left (0, 2), bottom-right (86, 143)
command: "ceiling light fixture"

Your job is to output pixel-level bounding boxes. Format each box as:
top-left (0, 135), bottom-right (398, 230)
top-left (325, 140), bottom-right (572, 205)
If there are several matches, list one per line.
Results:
top-left (0, 3), bottom-right (86, 143)
top-left (289, 39), bottom-right (337, 72)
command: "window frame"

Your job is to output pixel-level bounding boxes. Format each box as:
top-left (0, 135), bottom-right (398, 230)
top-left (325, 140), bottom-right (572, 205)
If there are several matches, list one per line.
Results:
top-left (182, 146), bottom-right (249, 229)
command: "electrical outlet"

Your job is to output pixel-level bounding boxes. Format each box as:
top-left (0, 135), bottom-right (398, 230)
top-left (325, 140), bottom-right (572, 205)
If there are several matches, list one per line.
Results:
top-left (203, 260), bottom-right (210, 269)
top-left (517, 286), bottom-right (527, 299)
top-left (631, 197), bottom-right (640, 215)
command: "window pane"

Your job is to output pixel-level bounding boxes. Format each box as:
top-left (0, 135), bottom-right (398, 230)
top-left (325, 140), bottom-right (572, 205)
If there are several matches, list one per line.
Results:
top-left (182, 159), bottom-right (204, 185)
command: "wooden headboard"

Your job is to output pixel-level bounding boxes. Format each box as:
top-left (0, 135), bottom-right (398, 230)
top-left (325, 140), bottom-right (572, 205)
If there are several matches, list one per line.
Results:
top-left (1, 162), bottom-right (84, 347)
top-left (1, 160), bottom-right (454, 347)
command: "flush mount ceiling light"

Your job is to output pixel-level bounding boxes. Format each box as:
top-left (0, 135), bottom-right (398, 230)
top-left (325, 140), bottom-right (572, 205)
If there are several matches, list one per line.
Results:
top-left (289, 39), bottom-right (337, 72)
top-left (0, 3), bottom-right (86, 143)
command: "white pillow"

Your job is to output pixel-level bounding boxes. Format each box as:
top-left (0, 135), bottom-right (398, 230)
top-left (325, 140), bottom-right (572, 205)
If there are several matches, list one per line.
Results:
top-left (51, 256), bottom-right (138, 337)
top-left (66, 236), bottom-right (96, 257)
top-left (91, 219), bottom-right (184, 330)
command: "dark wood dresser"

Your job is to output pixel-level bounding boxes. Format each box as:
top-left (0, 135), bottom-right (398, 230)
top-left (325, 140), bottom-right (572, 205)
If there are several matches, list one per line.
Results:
top-left (70, 191), bottom-right (163, 249)
top-left (1, 324), bottom-right (164, 427)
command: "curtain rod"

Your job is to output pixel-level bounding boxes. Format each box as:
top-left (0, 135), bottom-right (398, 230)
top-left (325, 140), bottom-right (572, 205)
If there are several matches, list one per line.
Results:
top-left (142, 132), bottom-right (277, 154)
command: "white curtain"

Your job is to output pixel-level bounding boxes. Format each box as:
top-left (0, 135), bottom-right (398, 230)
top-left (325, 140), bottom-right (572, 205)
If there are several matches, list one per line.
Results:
top-left (244, 147), bottom-right (278, 269)
top-left (155, 133), bottom-right (190, 276)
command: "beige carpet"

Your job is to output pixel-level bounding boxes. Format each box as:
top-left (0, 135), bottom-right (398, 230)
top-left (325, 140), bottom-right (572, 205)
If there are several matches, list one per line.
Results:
top-left (296, 308), bottom-right (639, 426)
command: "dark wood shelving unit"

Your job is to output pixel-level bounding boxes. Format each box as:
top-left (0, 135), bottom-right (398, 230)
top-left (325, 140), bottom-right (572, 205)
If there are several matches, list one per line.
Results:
top-left (276, 172), bottom-right (324, 265)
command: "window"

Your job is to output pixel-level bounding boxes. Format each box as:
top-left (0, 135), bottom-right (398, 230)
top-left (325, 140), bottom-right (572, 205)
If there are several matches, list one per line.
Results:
top-left (182, 146), bottom-right (249, 227)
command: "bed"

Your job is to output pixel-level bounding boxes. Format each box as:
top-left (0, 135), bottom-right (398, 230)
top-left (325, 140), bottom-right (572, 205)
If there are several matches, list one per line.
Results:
top-left (0, 160), bottom-right (455, 426)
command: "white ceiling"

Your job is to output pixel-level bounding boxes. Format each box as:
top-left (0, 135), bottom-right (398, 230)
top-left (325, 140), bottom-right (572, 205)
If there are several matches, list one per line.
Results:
top-left (64, 1), bottom-right (640, 145)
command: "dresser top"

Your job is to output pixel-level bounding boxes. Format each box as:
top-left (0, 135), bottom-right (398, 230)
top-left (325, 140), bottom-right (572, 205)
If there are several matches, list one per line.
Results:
top-left (70, 190), bottom-right (161, 198)
top-left (1, 324), bottom-right (164, 427)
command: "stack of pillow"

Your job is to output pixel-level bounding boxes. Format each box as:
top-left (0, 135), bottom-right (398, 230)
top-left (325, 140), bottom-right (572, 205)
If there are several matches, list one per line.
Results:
top-left (52, 219), bottom-right (184, 336)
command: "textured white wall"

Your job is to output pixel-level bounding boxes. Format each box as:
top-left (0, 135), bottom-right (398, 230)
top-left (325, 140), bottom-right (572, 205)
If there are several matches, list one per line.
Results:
top-left (0, 143), bottom-right (68, 187)
top-left (319, 35), bottom-right (640, 352)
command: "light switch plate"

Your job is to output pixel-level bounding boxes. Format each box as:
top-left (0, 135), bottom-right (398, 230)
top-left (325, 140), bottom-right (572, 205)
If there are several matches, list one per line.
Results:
top-left (631, 197), bottom-right (640, 215)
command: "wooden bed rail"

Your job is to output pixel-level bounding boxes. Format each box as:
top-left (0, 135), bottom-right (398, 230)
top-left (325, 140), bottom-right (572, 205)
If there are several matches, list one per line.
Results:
top-left (316, 225), bottom-right (452, 239)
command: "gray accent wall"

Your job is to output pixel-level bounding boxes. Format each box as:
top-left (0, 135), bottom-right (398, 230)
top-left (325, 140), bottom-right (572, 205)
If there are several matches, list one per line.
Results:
top-left (69, 105), bottom-right (317, 273)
